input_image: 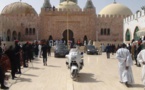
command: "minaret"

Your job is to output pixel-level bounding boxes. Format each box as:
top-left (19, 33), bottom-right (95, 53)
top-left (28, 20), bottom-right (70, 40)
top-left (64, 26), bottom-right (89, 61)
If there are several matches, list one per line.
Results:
top-left (84, 0), bottom-right (95, 9)
top-left (42, 0), bottom-right (51, 8)
top-left (60, 0), bottom-right (77, 4)
top-left (113, 0), bottom-right (117, 4)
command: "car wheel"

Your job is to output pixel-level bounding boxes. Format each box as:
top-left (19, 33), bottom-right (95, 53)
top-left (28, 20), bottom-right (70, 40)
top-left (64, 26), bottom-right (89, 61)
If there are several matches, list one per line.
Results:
top-left (54, 54), bottom-right (57, 57)
top-left (87, 52), bottom-right (89, 54)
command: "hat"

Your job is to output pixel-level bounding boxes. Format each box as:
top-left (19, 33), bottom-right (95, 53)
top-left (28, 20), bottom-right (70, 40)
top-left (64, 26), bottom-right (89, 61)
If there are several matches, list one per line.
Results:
top-left (15, 40), bottom-right (19, 43)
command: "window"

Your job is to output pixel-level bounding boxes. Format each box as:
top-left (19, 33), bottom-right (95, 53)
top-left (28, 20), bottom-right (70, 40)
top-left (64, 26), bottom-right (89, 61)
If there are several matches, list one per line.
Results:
top-left (25, 28), bottom-right (28, 35)
top-left (107, 28), bottom-right (110, 35)
top-left (29, 28), bottom-right (32, 35)
top-left (33, 28), bottom-right (35, 35)
top-left (126, 29), bottom-right (130, 41)
top-left (134, 27), bottom-right (140, 40)
top-left (104, 29), bottom-right (106, 35)
top-left (100, 28), bottom-right (103, 35)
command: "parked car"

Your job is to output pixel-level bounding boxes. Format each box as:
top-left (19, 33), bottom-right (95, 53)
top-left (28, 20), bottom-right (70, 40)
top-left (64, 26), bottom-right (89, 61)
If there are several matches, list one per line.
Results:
top-left (54, 43), bottom-right (69, 57)
top-left (86, 45), bottom-right (98, 55)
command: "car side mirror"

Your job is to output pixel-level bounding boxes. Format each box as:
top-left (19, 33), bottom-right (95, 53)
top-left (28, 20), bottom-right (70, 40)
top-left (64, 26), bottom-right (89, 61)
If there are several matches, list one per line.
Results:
top-left (66, 62), bottom-right (68, 65)
top-left (65, 54), bottom-right (69, 58)
top-left (81, 52), bottom-right (83, 55)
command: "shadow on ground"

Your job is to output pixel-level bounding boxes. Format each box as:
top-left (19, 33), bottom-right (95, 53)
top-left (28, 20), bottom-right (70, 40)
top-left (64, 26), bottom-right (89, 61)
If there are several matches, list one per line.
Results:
top-left (30, 67), bottom-right (44, 70)
top-left (131, 84), bottom-right (144, 88)
top-left (77, 73), bottom-right (102, 83)
top-left (22, 73), bottom-right (38, 77)
top-left (47, 65), bottom-right (61, 68)
top-left (15, 77), bottom-right (32, 83)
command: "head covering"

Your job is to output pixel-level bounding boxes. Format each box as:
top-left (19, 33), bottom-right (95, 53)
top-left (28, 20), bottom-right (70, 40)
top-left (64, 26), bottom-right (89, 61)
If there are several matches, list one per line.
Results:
top-left (121, 43), bottom-right (126, 48)
top-left (15, 40), bottom-right (19, 43)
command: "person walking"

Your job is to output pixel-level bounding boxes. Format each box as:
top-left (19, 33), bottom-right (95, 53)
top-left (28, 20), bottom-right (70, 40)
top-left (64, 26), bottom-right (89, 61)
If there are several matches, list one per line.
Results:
top-left (41, 41), bottom-right (48, 66)
top-left (116, 43), bottom-right (134, 87)
top-left (0, 43), bottom-right (9, 89)
top-left (105, 44), bottom-right (110, 59)
top-left (5, 46), bottom-right (17, 79)
top-left (38, 42), bottom-right (42, 58)
top-left (137, 48), bottom-right (145, 86)
top-left (14, 40), bottom-right (21, 74)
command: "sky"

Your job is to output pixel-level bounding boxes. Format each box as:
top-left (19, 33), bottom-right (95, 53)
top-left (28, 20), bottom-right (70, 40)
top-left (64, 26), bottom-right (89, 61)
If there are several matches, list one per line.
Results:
top-left (0, 0), bottom-right (145, 14)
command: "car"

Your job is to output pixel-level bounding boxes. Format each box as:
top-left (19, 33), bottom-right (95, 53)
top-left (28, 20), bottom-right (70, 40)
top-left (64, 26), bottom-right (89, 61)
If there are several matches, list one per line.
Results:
top-left (86, 45), bottom-right (98, 55)
top-left (54, 43), bottom-right (69, 57)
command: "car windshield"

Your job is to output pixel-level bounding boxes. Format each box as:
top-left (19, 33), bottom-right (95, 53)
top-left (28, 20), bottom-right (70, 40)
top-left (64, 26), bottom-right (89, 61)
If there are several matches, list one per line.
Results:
top-left (87, 45), bottom-right (95, 49)
top-left (69, 49), bottom-right (80, 55)
top-left (56, 44), bottom-right (67, 50)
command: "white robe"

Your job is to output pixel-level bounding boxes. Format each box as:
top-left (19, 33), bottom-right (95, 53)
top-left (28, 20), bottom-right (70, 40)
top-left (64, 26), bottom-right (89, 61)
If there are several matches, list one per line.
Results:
top-left (116, 48), bottom-right (134, 84)
top-left (137, 49), bottom-right (145, 85)
top-left (38, 45), bottom-right (42, 57)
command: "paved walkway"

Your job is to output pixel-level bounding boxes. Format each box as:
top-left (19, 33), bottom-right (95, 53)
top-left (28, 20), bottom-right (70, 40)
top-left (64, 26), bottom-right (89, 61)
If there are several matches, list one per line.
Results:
top-left (3, 53), bottom-right (145, 90)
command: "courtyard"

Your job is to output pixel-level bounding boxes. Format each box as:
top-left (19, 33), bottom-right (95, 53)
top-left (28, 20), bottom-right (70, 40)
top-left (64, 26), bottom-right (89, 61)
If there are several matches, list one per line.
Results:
top-left (5, 52), bottom-right (144, 90)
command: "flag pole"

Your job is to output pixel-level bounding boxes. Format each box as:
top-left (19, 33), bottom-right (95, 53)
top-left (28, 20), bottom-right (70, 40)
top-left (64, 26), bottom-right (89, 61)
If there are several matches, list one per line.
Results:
top-left (67, 0), bottom-right (69, 48)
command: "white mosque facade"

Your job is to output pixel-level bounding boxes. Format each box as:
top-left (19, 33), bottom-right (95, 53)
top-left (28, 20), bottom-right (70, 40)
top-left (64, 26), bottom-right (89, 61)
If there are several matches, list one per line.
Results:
top-left (124, 7), bottom-right (145, 43)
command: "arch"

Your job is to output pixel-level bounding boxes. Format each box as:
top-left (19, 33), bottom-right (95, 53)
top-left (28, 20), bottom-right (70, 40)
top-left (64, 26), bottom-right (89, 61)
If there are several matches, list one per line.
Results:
top-left (7, 29), bottom-right (11, 41)
top-left (83, 35), bottom-right (88, 45)
top-left (18, 32), bottom-right (21, 41)
top-left (125, 29), bottom-right (131, 41)
top-left (63, 29), bottom-right (74, 40)
top-left (48, 35), bottom-right (53, 40)
top-left (12, 31), bottom-right (17, 40)
top-left (134, 26), bottom-right (140, 40)
top-left (62, 29), bottom-right (74, 45)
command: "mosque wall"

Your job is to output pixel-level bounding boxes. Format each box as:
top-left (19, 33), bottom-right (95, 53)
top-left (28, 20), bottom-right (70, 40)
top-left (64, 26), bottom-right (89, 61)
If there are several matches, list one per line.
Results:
top-left (39, 9), bottom-right (97, 42)
top-left (96, 16), bottom-right (124, 42)
top-left (0, 14), bottom-right (39, 41)
top-left (124, 9), bottom-right (145, 43)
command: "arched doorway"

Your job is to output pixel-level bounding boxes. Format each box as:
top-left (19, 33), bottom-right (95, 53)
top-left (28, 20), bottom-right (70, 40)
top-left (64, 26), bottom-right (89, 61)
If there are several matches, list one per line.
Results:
top-left (125, 29), bottom-right (131, 41)
top-left (48, 35), bottom-right (53, 40)
top-left (12, 31), bottom-right (17, 40)
top-left (134, 27), bottom-right (140, 40)
top-left (18, 32), bottom-right (21, 41)
top-left (83, 35), bottom-right (88, 45)
top-left (7, 29), bottom-right (11, 41)
top-left (62, 29), bottom-right (74, 45)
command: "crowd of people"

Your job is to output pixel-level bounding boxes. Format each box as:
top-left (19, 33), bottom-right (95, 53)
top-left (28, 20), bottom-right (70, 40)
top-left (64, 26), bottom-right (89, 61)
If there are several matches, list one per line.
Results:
top-left (115, 37), bottom-right (145, 87)
top-left (0, 39), bottom-right (52, 89)
top-left (1, 38), bottom-right (145, 89)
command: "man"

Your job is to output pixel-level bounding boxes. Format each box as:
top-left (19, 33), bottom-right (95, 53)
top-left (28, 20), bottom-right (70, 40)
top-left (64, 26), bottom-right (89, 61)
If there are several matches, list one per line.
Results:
top-left (0, 43), bottom-right (9, 89)
top-left (14, 40), bottom-right (21, 74)
top-left (116, 43), bottom-right (134, 87)
top-left (105, 44), bottom-right (110, 59)
top-left (137, 48), bottom-right (145, 85)
top-left (5, 46), bottom-right (17, 79)
top-left (41, 41), bottom-right (48, 66)
top-left (38, 42), bottom-right (42, 58)
top-left (135, 43), bottom-right (142, 67)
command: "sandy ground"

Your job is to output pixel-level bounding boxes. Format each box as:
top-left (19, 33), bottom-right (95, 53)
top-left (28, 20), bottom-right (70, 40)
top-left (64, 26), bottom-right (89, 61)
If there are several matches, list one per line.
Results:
top-left (3, 52), bottom-right (145, 90)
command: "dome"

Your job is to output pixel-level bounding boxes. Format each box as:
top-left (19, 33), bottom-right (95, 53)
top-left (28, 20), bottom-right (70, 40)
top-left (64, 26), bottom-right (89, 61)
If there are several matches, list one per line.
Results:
top-left (99, 3), bottom-right (132, 16)
top-left (57, 1), bottom-right (81, 10)
top-left (1, 2), bottom-right (37, 15)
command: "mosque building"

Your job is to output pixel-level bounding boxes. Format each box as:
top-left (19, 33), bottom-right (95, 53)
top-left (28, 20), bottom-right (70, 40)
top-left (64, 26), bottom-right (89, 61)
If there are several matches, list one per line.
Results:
top-left (0, 0), bottom-right (133, 44)
top-left (124, 6), bottom-right (145, 43)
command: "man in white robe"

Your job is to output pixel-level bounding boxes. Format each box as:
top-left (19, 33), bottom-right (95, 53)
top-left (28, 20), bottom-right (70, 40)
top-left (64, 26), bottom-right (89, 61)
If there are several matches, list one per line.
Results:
top-left (137, 49), bottom-right (145, 85)
top-left (116, 43), bottom-right (134, 87)
top-left (38, 43), bottom-right (42, 58)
